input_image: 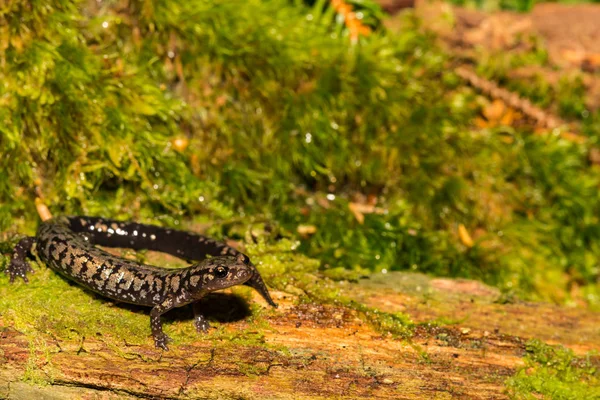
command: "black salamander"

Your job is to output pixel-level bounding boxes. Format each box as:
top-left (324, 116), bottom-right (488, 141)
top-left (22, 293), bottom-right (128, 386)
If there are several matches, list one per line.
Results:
top-left (7, 216), bottom-right (277, 350)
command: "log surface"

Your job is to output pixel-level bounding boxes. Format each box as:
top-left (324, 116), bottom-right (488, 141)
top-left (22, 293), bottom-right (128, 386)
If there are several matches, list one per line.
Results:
top-left (1, 271), bottom-right (598, 399)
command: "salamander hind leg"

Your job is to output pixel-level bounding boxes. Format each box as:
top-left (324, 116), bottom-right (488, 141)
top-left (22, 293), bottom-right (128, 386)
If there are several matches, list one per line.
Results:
top-left (6, 237), bottom-right (36, 283)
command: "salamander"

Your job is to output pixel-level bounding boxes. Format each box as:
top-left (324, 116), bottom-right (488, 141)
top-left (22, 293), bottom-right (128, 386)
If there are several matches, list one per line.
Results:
top-left (6, 216), bottom-right (277, 350)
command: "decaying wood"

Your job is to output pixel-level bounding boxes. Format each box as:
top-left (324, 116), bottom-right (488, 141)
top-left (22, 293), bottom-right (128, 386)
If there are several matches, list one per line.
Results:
top-left (1, 271), bottom-right (598, 399)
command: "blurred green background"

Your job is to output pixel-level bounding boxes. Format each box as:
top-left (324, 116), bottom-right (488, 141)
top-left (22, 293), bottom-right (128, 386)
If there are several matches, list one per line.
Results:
top-left (1, 0), bottom-right (599, 308)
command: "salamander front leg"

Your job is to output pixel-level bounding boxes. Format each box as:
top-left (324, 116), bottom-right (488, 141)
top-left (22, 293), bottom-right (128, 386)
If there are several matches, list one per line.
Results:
top-left (192, 301), bottom-right (210, 333)
top-left (7, 237), bottom-right (36, 283)
top-left (149, 290), bottom-right (193, 350)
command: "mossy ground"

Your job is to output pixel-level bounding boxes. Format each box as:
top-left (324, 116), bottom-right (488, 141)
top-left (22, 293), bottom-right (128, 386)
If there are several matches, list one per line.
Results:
top-left (1, 0), bottom-right (599, 397)
top-left (2, 0), bottom-right (600, 303)
top-left (506, 340), bottom-right (600, 399)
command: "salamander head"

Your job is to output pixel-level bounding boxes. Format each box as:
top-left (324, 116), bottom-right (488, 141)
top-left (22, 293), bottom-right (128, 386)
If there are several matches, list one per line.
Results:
top-left (188, 254), bottom-right (253, 293)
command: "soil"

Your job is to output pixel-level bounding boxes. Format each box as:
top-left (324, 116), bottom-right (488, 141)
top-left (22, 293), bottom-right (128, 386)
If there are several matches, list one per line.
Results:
top-left (407, 1), bottom-right (600, 111)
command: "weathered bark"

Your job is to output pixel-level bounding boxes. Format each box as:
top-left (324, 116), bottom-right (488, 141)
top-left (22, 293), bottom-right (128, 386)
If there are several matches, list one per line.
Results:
top-left (1, 271), bottom-right (598, 399)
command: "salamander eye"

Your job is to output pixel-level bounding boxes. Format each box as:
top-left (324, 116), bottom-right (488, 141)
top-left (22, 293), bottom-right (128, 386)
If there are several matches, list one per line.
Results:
top-left (215, 266), bottom-right (229, 278)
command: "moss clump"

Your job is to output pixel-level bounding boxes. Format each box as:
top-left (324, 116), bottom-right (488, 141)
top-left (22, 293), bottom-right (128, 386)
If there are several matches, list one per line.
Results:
top-left (243, 226), bottom-right (414, 337)
top-left (0, 264), bottom-right (151, 346)
top-left (506, 339), bottom-right (600, 399)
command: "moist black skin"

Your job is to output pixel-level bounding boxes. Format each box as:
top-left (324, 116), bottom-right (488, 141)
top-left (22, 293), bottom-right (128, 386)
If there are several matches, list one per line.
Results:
top-left (7, 216), bottom-right (277, 350)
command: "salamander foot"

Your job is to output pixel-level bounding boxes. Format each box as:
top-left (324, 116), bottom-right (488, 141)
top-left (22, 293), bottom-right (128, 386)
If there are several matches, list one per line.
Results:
top-left (153, 332), bottom-right (172, 350)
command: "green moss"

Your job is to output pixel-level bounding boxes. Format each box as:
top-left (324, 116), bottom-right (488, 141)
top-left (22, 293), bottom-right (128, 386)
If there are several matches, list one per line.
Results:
top-left (244, 229), bottom-right (414, 337)
top-left (1, 0), bottom-right (599, 315)
top-left (23, 338), bottom-right (54, 386)
top-left (0, 262), bottom-right (151, 346)
top-left (506, 339), bottom-right (600, 399)
top-left (556, 75), bottom-right (588, 120)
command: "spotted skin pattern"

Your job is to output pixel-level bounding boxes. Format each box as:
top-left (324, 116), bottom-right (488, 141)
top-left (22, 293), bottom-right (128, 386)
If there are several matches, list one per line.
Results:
top-left (7, 216), bottom-right (277, 350)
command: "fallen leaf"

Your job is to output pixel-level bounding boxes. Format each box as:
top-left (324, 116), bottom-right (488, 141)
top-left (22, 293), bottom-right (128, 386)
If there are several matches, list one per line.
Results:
top-left (499, 108), bottom-right (517, 126)
top-left (561, 49), bottom-right (586, 65)
top-left (297, 224), bottom-right (317, 238)
top-left (35, 198), bottom-right (53, 221)
top-left (586, 54), bottom-right (600, 67)
top-left (561, 132), bottom-right (586, 144)
top-left (348, 202), bottom-right (365, 224)
top-left (317, 196), bottom-right (331, 209)
top-left (171, 137), bottom-right (189, 152)
top-left (483, 99), bottom-right (506, 122)
top-left (458, 224), bottom-right (474, 248)
top-left (588, 148), bottom-right (600, 165)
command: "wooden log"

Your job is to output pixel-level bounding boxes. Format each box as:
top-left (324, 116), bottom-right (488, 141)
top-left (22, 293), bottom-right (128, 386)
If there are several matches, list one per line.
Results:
top-left (1, 269), bottom-right (598, 399)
